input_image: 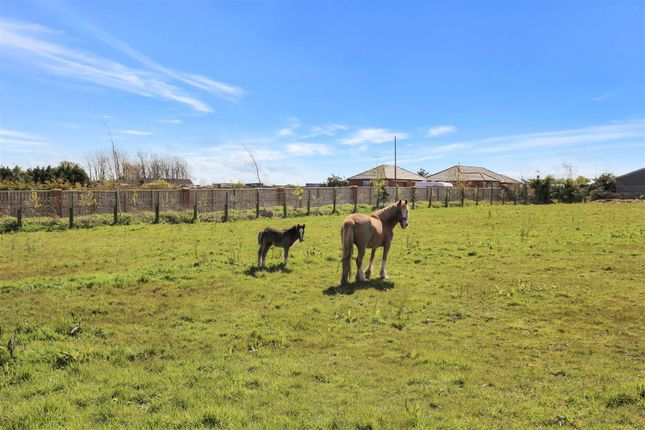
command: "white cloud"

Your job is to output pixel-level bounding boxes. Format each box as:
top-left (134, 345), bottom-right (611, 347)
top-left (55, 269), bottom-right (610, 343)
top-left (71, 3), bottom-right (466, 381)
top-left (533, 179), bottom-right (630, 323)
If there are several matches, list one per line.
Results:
top-left (286, 143), bottom-right (331, 156)
top-left (591, 91), bottom-right (619, 102)
top-left (0, 129), bottom-right (48, 146)
top-left (472, 120), bottom-right (645, 154)
top-left (305, 123), bottom-right (348, 138)
top-left (277, 128), bottom-right (295, 137)
top-left (427, 125), bottom-right (457, 137)
top-left (115, 129), bottom-right (153, 136)
top-left (0, 18), bottom-right (243, 113)
top-left (341, 128), bottom-right (408, 145)
top-left (156, 119), bottom-right (182, 124)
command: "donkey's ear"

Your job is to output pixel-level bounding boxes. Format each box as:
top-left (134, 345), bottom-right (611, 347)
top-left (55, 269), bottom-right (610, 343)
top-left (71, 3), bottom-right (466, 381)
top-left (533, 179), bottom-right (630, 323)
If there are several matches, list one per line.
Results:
top-left (397, 200), bottom-right (402, 207)
top-left (404, 200), bottom-right (408, 205)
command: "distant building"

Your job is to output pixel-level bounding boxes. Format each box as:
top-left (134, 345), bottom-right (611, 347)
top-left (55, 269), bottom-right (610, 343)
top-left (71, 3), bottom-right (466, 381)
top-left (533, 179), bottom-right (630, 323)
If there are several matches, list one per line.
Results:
top-left (305, 183), bottom-right (324, 187)
top-left (347, 164), bottom-right (426, 187)
top-left (425, 165), bottom-right (520, 189)
top-left (616, 168), bottom-right (645, 194)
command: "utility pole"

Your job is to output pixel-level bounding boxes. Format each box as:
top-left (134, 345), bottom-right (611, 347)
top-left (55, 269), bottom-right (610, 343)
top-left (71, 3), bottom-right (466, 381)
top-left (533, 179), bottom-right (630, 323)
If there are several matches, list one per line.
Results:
top-left (394, 136), bottom-right (397, 186)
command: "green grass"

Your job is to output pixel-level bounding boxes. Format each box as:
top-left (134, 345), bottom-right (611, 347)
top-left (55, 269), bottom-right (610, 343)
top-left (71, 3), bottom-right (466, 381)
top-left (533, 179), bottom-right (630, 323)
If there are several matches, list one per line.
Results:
top-left (1, 203), bottom-right (643, 429)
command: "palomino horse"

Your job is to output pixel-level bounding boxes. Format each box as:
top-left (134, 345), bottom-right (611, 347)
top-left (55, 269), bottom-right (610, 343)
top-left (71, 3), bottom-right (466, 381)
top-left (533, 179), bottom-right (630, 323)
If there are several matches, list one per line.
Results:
top-left (340, 200), bottom-right (409, 285)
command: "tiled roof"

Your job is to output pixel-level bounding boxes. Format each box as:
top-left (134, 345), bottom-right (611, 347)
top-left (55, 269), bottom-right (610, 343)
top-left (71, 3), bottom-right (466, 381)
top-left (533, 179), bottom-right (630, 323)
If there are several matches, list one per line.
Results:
top-left (348, 165), bottom-right (426, 181)
top-left (426, 165), bottom-right (520, 184)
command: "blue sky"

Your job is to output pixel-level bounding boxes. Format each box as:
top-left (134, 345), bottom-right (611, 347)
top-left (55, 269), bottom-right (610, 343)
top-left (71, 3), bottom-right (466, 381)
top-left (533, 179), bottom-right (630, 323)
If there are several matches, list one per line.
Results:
top-left (1, 1), bottom-right (644, 185)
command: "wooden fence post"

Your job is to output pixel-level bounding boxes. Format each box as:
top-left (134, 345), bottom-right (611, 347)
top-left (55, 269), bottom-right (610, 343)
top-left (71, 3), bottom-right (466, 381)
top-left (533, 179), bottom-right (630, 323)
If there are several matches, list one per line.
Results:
top-left (411, 187), bottom-right (416, 209)
top-left (17, 207), bottom-right (23, 228)
top-left (475, 187), bottom-right (479, 206)
top-left (306, 189), bottom-right (311, 215)
top-left (460, 188), bottom-right (465, 207)
top-left (224, 191), bottom-right (229, 222)
top-left (444, 190), bottom-right (449, 208)
top-left (154, 191), bottom-right (160, 223)
top-left (256, 190), bottom-right (260, 219)
top-left (283, 194), bottom-right (287, 218)
top-left (332, 188), bottom-right (337, 214)
top-left (428, 188), bottom-right (432, 208)
top-left (193, 202), bottom-right (198, 223)
top-left (113, 190), bottom-right (119, 225)
top-left (490, 187), bottom-right (494, 205)
top-left (69, 193), bottom-right (74, 228)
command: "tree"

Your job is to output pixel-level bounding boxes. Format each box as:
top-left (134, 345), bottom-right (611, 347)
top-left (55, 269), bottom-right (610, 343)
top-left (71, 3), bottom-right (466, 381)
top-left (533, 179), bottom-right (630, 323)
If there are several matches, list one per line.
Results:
top-left (527, 175), bottom-right (555, 204)
top-left (417, 168), bottom-right (429, 177)
top-left (324, 174), bottom-right (347, 187)
top-left (592, 173), bottom-right (616, 192)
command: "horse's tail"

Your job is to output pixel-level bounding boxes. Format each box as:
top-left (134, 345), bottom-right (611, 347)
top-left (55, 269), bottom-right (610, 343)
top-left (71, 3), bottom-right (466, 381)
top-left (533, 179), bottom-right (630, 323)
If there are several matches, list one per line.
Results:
top-left (340, 220), bottom-right (354, 284)
top-left (258, 230), bottom-right (265, 245)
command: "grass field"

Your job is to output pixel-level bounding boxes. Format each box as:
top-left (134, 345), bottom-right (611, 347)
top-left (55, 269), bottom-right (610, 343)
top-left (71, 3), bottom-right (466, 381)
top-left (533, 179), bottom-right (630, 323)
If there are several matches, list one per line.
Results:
top-left (1, 203), bottom-right (644, 429)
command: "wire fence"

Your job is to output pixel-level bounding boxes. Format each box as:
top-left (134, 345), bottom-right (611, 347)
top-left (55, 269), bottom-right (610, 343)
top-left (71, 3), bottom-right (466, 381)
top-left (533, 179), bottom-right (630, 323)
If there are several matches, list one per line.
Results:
top-left (0, 186), bottom-right (530, 226)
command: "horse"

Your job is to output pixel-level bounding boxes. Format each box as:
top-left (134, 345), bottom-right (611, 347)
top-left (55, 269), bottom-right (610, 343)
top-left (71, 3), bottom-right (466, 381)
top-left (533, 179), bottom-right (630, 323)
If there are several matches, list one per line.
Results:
top-left (258, 224), bottom-right (305, 268)
top-left (340, 200), bottom-right (409, 285)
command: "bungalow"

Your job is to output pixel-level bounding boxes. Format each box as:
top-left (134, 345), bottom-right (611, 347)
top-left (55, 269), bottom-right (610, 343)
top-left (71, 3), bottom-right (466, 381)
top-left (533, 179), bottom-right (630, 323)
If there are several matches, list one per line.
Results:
top-left (347, 164), bottom-right (427, 187)
top-left (425, 165), bottom-right (521, 189)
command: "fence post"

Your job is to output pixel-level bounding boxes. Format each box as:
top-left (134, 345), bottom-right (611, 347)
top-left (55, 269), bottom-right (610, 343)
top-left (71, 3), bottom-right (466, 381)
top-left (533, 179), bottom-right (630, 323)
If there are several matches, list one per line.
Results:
top-left (69, 193), bottom-right (74, 228)
top-left (444, 190), bottom-right (449, 208)
top-left (113, 190), bottom-right (119, 225)
top-left (256, 190), bottom-right (260, 219)
top-left (475, 188), bottom-right (479, 206)
top-left (502, 189), bottom-right (506, 205)
top-left (490, 187), bottom-right (494, 205)
top-left (352, 185), bottom-right (358, 213)
top-left (154, 191), bottom-right (160, 223)
top-left (332, 188), bottom-right (337, 214)
top-left (428, 188), bottom-right (432, 208)
top-left (411, 187), bottom-right (416, 209)
top-left (283, 194), bottom-right (287, 218)
top-left (224, 191), bottom-right (229, 222)
top-left (306, 189), bottom-right (311, 215)
top-left (17, 207), bottom-right (23, 228)
top-left (192, 195), bottom-right (198, 222)
top-left (514, 189), bottom-right (518, 205)
top-left (523, 183), bottom-right (529, 205)
top-left (460, 188), bottom-right (465, 207)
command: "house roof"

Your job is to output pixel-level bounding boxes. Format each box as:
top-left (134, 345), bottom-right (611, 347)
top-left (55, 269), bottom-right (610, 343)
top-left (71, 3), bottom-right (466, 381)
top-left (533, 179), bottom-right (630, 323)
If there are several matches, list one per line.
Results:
top-left (347, 165), bottom-right (426, 181)
top-left (426, 165), bottom-right (520, 184)
top-left (616, 167), bottom-right (645, 185)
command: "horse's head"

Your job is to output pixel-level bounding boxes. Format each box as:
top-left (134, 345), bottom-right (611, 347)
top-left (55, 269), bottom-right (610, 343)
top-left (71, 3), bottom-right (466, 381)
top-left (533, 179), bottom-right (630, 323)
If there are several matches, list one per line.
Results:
top-left (396, 200), bottom-right (409, 229)
top-left (297, 224), bottom-right (305, 241)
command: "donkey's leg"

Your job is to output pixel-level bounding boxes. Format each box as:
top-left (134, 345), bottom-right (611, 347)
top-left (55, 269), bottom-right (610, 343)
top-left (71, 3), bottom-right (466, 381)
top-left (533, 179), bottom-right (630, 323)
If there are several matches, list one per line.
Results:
top-left (364, 248), bottom-right (377, 279)
top-left (379, 242), bottom-right (391, 279)
top-left (355, 246), bottom-right (366, 282)
top-left (258, 243), bottom-right (264, 267)
top-left (283, 246), bottom-right (289, 266)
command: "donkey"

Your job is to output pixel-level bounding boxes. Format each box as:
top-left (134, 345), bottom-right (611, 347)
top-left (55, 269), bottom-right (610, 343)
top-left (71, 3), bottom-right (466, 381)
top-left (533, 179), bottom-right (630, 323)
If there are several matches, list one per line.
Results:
top-left (340, 200), bottom-right (409, 285)
top-left (258, 224), bottom-right (305, 268)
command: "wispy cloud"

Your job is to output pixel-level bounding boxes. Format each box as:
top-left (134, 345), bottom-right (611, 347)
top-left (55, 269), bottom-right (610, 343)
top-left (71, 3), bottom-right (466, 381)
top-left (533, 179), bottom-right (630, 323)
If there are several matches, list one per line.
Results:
top-left (427, 125), bottom-right (457, 137)
top-left (591, 91), bottom-right (619, 102)
top-left (0, 18), bottom-right (243, 113)
top-left (286, 143), bottom-right (332, 156)
top-left (115, 129), bottom-right (153, 136)
top-left (341, 128), bottom-right (408, 145)
top-left (156, 118), bottom-right (182, 125)
top-left (472, 120), bottom-right (644, 154)
top-left (277, 128), bottom-right (295, 137)
top-left (305, 123), bottom-right (348, 138)
top-left (0, 129), bottom-right (49, 146)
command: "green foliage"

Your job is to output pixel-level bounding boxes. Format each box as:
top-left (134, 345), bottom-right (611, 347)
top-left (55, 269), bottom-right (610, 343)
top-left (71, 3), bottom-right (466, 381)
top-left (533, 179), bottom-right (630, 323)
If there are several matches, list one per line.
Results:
top-left (0, 162), bottom-right (89, 190)
top-left (324, 173), bottom-right (347, 187)
top-left (1, 203), bottom-right (644, 428)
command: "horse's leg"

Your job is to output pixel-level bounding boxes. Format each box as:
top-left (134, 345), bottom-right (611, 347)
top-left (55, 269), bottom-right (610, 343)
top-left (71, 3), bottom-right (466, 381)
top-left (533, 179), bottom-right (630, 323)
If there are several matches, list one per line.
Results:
top-left (283, 246), bottom-right (289, 266)
top-left (355, 245), bottom-right (366, 282)
top-left (379, 242), bottom-right (391, 279)
top-left (258, 242), bottom-right (265, 267)
top-left (261, 244), bottom-right (269, 268)
top-left (364, 248), bottom-right (377, 279)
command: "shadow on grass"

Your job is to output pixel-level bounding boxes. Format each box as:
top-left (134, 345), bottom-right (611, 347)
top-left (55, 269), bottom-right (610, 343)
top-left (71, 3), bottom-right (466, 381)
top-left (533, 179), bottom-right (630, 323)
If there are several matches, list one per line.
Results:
top-left (244, 264), bottom-right (293, 277)
top-left (323, 279), bottom-right (395, 295)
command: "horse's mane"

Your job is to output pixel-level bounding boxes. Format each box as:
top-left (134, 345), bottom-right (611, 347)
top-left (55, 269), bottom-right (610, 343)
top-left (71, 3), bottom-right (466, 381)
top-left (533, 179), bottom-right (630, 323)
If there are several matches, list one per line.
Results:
top-left (371, 202), bottom-right (405, 221)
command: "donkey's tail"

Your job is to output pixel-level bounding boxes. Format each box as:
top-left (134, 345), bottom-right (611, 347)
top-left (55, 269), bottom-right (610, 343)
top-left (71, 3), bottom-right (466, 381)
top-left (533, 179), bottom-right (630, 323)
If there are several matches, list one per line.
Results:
top-left (258, 230), bottom-right (265, 245)
top-left (340, 221), bottom-right (354, 284)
